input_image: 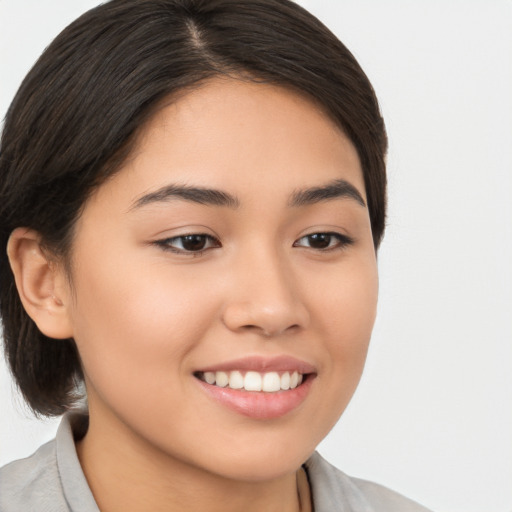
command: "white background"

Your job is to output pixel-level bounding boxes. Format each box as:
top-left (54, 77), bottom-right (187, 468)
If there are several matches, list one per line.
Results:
top-left (1, 1), bottom-right (511, 511)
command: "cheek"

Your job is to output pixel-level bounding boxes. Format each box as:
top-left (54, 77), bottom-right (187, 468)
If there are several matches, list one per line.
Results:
top-left (309, 252), bottom-right (378, 341)
top-left (306, 254), bottom-right (378, 393)
top-left (68, 255), bottom-right (220, 399)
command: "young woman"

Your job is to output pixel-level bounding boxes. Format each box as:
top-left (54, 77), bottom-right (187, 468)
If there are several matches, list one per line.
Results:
top-left (0, 1), bottom-right (431, 510)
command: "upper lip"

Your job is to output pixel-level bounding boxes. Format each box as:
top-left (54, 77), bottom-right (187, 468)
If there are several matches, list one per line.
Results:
top-left (196, 355), bottom-right (317, 374)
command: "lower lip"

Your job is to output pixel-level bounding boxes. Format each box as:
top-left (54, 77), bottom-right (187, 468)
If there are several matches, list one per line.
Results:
top-left (196, 375), bottom-right (315, 420)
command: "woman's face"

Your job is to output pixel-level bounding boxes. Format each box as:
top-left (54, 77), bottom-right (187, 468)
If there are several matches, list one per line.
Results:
top-left (64, 78), bottom-right (378, 481)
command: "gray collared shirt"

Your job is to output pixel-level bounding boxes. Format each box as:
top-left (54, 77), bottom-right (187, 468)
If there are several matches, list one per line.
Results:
top-left (0, 413), bottom-right (432, 511)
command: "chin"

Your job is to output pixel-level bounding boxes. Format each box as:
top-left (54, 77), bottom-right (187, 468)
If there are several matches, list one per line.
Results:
top-left (207, 451), bottom-right (310, 482)
top-left (185, 428), bottom-right (322, 482)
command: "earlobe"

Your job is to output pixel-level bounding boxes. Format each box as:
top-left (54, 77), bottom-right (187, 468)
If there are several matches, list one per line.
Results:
top-left (7, 227), bottom-right (74, 339)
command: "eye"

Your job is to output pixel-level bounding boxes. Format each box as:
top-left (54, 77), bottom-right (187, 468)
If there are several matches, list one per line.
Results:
top-left (154, 234), bottom-right (220, 254)
top-left (293, 232), bottom-right (353, 251)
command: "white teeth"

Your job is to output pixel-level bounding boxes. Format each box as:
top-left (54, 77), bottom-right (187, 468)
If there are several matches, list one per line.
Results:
top-left (215, 371), bottom-right (229, 387)
top-left (229, 371), bottom-right (244, 389)
top-left (281, 372), bottom-right (291, 390)
top-left (290, 371), bottom-right (299, 389)
top-left (244, 371), bottom-right (262, 391)
top-left (204, 372), bottom-right (216, 385)
top-left (262, 372), bottom-right (281, 392)
top-left (201, 370), bottom-right (305, 392)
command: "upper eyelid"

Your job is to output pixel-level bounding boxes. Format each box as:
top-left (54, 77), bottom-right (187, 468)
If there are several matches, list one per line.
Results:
top-left (155, 232), bottom-right (219, 242)
top-left (153, 233), bottom-right (220, 252)
top-left (295, 231), bottom-right (352, 241)
top-left (298, 231), bottom-right (348, 238)
top-left (294, 232), bottom-right (353, 245)
top-left (167, 233), bottom-right (218, 241)
top-left (153, 230), bottom-right (352, 251)
top-left (158, 231), bottom-right (347, 240)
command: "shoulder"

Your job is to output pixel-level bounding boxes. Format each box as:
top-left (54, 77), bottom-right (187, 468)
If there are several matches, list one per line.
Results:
top-left (305, 452), bottom-right (433, 512)
top-left (0, 412), bottom-right (96, 512)
top-left (348, 477), bottom-right (433, 512)
top-left (0, 438), bottom-right (70, 512)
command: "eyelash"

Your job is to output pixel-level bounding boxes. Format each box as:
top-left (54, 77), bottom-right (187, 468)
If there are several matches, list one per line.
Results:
top-left (154, 232), bottom-right (354, 256)
top-left (153, 234), bottom-right (220, 257)
top-left (293, 232), bottom-right (354, 251)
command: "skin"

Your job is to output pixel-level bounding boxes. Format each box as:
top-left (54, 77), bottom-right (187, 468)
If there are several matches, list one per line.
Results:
top-left (9, 78), bottom-right (378, 512)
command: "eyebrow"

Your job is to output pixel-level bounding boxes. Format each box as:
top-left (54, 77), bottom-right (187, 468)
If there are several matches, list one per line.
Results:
top-left (130, 178), bottom-right (365, 211)
top-left (289, 179), bottom-right (366, 208)
top-left (130, 184), bottom-right (240, 210)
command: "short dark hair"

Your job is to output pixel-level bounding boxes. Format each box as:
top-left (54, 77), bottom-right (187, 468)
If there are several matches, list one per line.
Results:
top-left (0, 0), bottom-right (387, 416)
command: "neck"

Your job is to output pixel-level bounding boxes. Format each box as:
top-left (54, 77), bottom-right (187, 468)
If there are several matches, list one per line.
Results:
top-left (76, 410), bottom-right (305, 512)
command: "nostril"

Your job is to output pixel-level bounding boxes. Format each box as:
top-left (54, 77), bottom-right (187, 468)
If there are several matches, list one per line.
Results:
top-left (242, 324), bottom-right (272, 337)
top-left (222, 299), bottom-right (310, 337)
top-left (241, 323), bottom-right (301, 338)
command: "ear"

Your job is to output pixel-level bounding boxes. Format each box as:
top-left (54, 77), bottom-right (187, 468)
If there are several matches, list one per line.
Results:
top-left (7, 228), bottom-right (74, 339)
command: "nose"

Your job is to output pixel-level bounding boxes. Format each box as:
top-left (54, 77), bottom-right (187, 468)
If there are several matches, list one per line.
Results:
top-left (221, 248), bottom-right (310, 338)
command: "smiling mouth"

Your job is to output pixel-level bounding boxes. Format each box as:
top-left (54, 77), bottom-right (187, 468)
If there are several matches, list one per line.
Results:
top-left (195, 370), bottom-right (306, 393)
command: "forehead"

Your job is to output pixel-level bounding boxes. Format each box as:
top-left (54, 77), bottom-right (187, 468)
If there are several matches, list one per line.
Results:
top-left (90, 77), bottom-right (365, 210)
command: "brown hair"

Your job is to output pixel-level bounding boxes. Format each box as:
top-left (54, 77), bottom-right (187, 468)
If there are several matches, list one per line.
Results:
top-left (0, 0), bottom-right (387, 416)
